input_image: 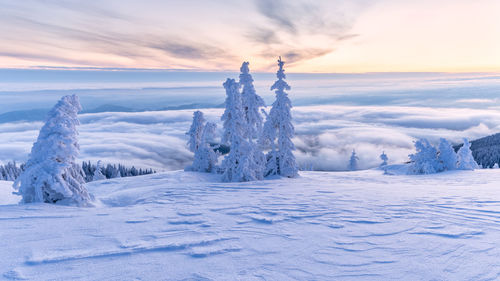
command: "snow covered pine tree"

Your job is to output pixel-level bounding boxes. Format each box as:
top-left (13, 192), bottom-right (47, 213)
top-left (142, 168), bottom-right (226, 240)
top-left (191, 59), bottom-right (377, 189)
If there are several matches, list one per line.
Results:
top-left (191, 122), bottom-right (219, 173)
top-left (186, 110), bottom-right (206, 154)
top-left (13, 95), bottom-right (92, 206)
top-left (457, 138), bottom-right (479, 170)
top-left (349, 149), bottom-right (359, 171)
top-left (261, 57), bottom-right (298, 178)
top-left (239, 62), bottom-right (266, 180)
top-left (92, 160), bottom-right (107, 181)
top-left (221, 78), bottom-right (256, 182)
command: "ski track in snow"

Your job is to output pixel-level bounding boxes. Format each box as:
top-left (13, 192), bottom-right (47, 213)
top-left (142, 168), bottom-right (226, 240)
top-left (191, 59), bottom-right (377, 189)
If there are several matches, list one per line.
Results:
top-left (1, 170), bottom-right (500, 280)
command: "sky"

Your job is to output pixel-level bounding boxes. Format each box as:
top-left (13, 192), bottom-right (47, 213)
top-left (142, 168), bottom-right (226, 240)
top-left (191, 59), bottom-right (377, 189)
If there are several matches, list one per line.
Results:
top-left (0, 0), bottom-right (499, 72)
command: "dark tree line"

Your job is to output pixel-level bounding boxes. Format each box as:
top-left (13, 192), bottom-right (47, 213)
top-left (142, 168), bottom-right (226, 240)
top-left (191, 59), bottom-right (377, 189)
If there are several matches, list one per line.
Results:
top-left (0, 161), bottom-right (155, 182)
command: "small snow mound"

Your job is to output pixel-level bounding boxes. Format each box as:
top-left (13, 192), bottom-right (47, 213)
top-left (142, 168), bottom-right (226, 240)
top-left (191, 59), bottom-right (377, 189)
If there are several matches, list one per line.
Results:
top-left (0, 181), bottom-right (20, 205)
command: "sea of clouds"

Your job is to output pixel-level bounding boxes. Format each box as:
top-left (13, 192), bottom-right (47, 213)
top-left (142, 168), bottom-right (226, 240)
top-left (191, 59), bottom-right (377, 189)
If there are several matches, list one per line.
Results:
top-left (1, 70), bottom-right (500, 171)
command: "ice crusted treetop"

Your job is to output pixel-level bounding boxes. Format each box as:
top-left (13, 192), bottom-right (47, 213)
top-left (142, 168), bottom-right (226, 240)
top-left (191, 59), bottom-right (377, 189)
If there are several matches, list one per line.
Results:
top-left (271, 56), bottom-right (291, 94)
top-left (13, 95), bottom-right (92, 206)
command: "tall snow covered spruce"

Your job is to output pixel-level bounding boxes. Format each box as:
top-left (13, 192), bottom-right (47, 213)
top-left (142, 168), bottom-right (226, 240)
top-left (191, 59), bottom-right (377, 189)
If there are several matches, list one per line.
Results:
top-left (457, 138), bottom-right (479, 170)
top-left (349, 150), bottom-right (359, 171)
top-left (13, 95), bottom-right (92, 206)
top-left (239, 62), bottom-right (266, 180)
top-left (221, 78), bottom-right (257, 182)
top-left (261, 57), bottom-right (298, 178)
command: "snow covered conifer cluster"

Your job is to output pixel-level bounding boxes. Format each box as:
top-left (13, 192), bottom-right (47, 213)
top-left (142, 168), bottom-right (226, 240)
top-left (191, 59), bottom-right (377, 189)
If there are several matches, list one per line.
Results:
top-left (408, 138), bottom-right (478, 175)
top-left (13, 95), bottom-right (92, 206)
top-left (185, 58), bottom-right (299, 182)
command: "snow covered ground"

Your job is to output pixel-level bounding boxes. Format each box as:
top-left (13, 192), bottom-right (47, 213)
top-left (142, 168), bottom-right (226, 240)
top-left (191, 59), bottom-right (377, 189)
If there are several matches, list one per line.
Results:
top-left (1, 170), bottom-right (500, 280)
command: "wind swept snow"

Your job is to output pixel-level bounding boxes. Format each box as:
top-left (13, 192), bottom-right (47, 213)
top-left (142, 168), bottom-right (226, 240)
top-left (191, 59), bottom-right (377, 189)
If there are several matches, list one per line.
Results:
top-left (1, 170), bottom-right (500, 280)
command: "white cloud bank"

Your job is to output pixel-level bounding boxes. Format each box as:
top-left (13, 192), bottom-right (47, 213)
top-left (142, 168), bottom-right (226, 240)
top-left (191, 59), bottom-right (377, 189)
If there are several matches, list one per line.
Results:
top-left (1, 105), bottom-right (499, 171)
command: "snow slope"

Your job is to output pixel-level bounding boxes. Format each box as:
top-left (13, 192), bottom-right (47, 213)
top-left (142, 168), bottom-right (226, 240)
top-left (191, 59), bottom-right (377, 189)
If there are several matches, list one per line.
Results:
top-left (1, 170), bottom-right (500, 280)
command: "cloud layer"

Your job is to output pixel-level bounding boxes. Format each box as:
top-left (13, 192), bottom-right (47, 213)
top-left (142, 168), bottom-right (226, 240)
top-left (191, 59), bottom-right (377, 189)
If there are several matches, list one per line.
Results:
top-left (2, 104), bottom-right (499, 172)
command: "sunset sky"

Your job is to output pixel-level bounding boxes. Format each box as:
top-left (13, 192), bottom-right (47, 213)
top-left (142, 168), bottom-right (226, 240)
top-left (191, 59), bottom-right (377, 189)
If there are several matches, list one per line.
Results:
top-left (0, 0), bottom-right (499, 72)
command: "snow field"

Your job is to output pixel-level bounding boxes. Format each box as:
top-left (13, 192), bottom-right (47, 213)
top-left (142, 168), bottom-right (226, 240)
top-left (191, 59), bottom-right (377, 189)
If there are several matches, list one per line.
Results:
top-left (1, 170), bottom-right (500, 280)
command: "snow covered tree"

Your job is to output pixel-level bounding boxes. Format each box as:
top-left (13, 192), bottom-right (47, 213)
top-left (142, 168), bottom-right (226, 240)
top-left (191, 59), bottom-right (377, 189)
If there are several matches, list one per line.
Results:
top-left (92, 160), bottom-right (107, 181)
top-left (221, 78), bottom-right (257, 182)
top-left (261, 57), bottom-right (298, 178)
top-left (186, 111), bottom-right (206, 153)
top-left (13, 95), bottom-right (92, 206)
top-left (380, 151), bottom-right (388, 166)
top-left (457, 138), bottom-right (479, 170)
top-left (349, 149), bottom-right (359, 171)
top-left (240, 62), bottom-right (265, 139)
top-left (239, 61), bottom-right (265, 180)
top-left (190, 122), bottom-right (219, 173)
top-left (437, 138), bottom-right (457, 171)
top-left (407, 139), bottom-right (440, 174)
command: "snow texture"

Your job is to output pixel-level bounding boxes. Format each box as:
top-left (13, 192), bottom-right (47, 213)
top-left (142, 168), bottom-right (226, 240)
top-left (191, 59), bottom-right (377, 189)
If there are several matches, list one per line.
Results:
top-left (13, 95), bottom-right (92, 206)
top-left (1, 169), bottom-right (500, 280)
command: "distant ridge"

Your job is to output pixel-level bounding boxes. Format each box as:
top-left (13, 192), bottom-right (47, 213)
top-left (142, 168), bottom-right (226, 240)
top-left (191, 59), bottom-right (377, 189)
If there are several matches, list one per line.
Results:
top-left (0, 103), bottom-right (224, 123)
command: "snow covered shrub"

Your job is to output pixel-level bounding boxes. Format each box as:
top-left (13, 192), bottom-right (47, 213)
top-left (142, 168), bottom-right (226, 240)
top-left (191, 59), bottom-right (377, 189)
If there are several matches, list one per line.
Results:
top-left (437, 138), bottom-right (457, 171)
top-left (221, 78), bottom-right (257, 182)
top-left (13, 95), bottom-right (92, 206)
top-left (261, 57), bottom-right (298, 178)
top-left (407, 139), bottom-right (440, 174)
top-left (186, 111), bottom-right (205, 153)
top-left (380, 151), bottom-right (388, 167)
top-left (348, 150), bottom-right (359, 171)
top-left (457, 138), bottom-right (479, 170)
top-left (191, 122), bottom-right (219, 173)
